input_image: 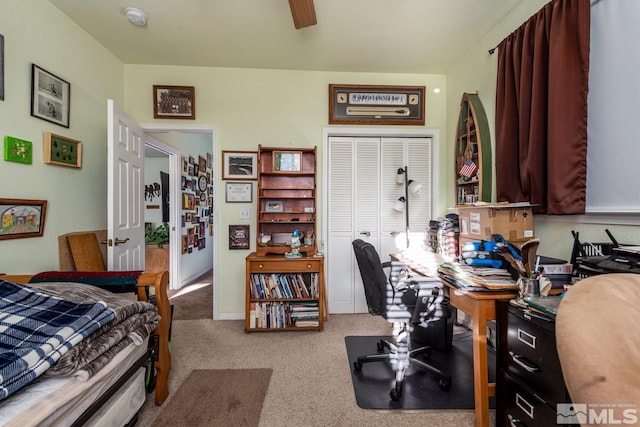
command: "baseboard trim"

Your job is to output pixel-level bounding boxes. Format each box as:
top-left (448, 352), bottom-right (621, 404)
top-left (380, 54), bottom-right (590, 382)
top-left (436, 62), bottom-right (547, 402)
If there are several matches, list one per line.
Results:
top-left (218, 313), bottom-right (244, 320)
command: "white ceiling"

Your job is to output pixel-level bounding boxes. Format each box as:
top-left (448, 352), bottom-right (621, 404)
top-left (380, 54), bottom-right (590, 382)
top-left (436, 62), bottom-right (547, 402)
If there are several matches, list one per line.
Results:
top-left (49, 0), bottom-right (524, 74)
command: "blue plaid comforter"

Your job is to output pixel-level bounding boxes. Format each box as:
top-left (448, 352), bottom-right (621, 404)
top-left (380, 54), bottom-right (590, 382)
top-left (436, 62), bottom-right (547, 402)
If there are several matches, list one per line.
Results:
top-left (0, 279), bottom-right (115, 400)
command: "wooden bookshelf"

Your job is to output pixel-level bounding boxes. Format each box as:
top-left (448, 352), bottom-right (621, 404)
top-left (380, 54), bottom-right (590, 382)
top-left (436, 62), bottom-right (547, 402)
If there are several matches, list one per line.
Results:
top-left (245, 253), bottom-right (325, 332)
top-left (255, 145), bottom-right (317, 256)
top-left (454, 93), bottom-right (492, 206)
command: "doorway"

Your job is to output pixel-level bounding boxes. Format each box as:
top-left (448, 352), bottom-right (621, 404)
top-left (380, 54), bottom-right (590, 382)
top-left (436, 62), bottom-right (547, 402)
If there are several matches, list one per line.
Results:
top-left (142, 123), bottom-right (219, 319)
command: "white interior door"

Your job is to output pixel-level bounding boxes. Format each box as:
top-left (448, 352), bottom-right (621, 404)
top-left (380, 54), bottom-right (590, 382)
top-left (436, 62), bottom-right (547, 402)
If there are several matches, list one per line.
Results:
top-left (326, 135), bottom-right (433, 313)
top-left (326, 137), bottom-right (356, 314)
top-left (107, 99), bottom-right (145, 270)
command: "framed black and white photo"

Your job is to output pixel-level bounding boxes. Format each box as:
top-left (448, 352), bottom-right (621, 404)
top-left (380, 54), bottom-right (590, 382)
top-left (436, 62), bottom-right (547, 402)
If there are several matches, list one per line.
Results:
top-left (153, 85), bottom-right (195, 119)
top-left (31, 64), bottom-right (70, 128)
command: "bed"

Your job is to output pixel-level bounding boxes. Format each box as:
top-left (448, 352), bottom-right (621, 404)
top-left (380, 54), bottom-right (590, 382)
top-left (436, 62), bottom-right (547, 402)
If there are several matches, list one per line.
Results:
top-left (0, 271), bottom-right (171, 426)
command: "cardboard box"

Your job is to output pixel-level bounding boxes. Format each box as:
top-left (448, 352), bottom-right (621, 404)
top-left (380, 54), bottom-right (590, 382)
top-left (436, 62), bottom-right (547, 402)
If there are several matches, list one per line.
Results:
top-left (457, 203), bottom-right (535, 241)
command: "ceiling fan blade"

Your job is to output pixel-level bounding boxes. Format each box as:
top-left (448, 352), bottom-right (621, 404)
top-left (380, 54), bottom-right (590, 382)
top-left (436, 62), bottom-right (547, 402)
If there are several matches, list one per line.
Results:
top-left (288, 0), bottom-right (317, 29)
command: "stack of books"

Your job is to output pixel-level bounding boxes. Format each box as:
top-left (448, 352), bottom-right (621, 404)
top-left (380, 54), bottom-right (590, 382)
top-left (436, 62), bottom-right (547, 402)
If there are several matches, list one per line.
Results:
top-left (289, 301), bottom-right (319, 327)
top-left (438, 262), bottom-right (517, 291)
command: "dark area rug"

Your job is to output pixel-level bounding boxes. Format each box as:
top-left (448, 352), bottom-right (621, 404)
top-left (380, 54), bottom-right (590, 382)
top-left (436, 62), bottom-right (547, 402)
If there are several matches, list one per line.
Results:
top-left (153, 368), bottom-right (272, 427)
top-left (345, 332), bottom-right (496, 410)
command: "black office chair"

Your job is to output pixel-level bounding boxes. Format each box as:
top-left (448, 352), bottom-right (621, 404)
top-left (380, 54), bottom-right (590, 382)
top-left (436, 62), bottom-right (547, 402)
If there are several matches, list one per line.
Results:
top-left (351, 239), bottom-right (451, 401)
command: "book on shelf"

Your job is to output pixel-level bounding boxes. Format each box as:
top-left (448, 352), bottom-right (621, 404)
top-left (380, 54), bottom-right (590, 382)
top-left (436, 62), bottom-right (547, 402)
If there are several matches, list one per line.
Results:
top-left (249, 302), bottom-right (256, 328)
top-left (295, 319), bottom-right (319, 327)
top-left (251, 272), bottom-right (319, 300)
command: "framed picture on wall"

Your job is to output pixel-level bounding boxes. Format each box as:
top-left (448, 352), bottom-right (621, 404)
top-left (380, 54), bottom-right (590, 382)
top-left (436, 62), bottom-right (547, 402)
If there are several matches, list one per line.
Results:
top-left (225, 182), bottom-right (252, 203)
top-left (0, 198), bottom-right (48, 240)
top-left (229, 225), bottom-right (250, 250)
top-left (43, 132), bottom-right (82, 168)
top-left (31, 64), bottom-right (70, 128)
top-left (0, 34), bottom-right (4, 101)
top-left (222, 151), bottom-right (258, 180)
top-left (329, 84), bottom-right (425, 126)
top-left (153, 85), bottom-right (195, 119)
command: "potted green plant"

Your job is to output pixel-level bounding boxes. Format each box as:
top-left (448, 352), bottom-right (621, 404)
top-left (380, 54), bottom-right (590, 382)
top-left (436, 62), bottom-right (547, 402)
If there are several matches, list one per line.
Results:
top-left (145, 223), bottom-right (170, 248)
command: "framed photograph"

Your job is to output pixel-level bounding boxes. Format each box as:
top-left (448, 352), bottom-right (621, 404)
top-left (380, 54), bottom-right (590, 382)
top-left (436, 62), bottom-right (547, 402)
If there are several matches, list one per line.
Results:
top-left (225, 182), bottom-right (253, 203)
top-left (43, 132), bottom-right (82, 168)
top-left (198, 155), bottom-right (206, 172)
top-left (31, 64), bottom-right (70, 128)
top-left (4, 136), bottom-right (32, 164)
top-left (0, 34), bottom-right (4, 101)
top-left (153, 85), bottom-right (195, 119)
top-left (222, 151), bottom-right (258, 180)
top-left (265, 200), bottom-right (284, 212)
top-left (0, 198), bottom-right (47, 240)
top-left (197, 174), bottom-right (208, 192)
top-left (229, 225), bottom-right (250, 250)
top-left (329, 84), bottom-right (425, 126)
top-left (273, 151), bottom-right (302, 173)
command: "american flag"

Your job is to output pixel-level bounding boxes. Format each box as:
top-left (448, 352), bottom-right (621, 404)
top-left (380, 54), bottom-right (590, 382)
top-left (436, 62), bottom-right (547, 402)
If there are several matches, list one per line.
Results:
top-left (459, 158), bottom-right (478, 178)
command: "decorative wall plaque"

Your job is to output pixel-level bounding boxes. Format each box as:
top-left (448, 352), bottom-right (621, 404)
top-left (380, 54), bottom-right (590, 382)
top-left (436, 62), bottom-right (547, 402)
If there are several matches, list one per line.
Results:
top-left (329, 84), bottom-right (425, 125)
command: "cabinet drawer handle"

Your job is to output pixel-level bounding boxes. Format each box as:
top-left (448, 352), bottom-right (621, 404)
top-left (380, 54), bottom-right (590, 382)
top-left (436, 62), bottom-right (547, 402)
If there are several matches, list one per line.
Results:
top-left (515, 392), bottom-right (535, 419)
top-left (307, 264), bottom-right (312, 269)
top-left (509, 352), bottom-right (540, 373)
top-left (258, 264), bottom-right (264, 269)
top-left (517, 328), bottom-right (537, 349)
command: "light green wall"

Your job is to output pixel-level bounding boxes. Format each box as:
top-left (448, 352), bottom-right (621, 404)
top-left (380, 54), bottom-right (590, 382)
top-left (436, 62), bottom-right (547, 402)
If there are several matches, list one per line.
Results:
top-left (4, 1), bottom-right (638, 313)
top-left (446, 0), bottom-right (640, 261)
top-left (124, 66), bottom-right (446, 314)
top-left (0, 1), bottom-right (124, 272)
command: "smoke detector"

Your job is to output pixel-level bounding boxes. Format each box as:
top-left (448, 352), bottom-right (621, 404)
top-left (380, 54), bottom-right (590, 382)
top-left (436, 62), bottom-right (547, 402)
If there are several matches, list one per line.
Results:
top-left (125, 7), bottom-right (147, 26)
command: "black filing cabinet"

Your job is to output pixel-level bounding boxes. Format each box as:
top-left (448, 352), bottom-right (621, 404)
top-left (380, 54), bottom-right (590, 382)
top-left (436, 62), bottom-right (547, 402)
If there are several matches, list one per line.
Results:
top-left (496, 301), bottom-right (576, 427)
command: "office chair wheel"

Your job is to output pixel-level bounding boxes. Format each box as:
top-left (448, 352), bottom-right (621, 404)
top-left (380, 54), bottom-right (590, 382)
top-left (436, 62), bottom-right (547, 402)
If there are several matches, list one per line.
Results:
top-left (353, 361), bottom-right (363, 371)
top-left (438, 377), bottom-right (452, 391)
top-left (390, 382), bottom-right (403, 401)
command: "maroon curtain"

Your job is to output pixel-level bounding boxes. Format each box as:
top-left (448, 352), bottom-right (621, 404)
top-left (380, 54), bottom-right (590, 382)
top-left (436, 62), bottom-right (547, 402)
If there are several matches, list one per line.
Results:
top-left (495, 0), bottom-right (590, 214)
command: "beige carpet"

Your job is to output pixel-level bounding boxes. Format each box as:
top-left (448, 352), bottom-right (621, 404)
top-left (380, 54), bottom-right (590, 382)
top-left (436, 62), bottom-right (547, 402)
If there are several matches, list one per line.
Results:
top-left (153, 368), bottom-right (272, 427)
top-left (135, 315), bottom-right (494, 426)
top-left (168, 270), bottom-right (213, 320)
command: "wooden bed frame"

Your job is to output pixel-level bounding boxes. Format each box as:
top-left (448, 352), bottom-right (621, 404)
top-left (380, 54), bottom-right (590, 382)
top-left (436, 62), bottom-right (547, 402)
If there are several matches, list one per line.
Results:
top-left (1, 271), bottom-right (171, 406)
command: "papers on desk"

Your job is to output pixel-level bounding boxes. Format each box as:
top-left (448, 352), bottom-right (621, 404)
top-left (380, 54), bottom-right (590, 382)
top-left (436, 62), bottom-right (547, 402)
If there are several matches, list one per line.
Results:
top-left (438, 262), bottom-right (518, 291)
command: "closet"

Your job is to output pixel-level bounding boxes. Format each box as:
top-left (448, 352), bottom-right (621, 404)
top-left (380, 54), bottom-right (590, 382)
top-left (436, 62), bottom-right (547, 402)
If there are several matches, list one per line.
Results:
top-left (326, 136), bottom-right (433, 313)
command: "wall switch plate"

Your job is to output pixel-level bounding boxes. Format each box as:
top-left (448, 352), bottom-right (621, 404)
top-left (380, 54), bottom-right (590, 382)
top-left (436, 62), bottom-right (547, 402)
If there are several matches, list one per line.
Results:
top-left (240, 208), bottom-right (251, 219)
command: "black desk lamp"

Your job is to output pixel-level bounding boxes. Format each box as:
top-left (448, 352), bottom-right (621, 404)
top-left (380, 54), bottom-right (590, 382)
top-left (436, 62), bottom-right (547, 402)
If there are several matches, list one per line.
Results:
top-left (394, 166), bottom-right (423, 247)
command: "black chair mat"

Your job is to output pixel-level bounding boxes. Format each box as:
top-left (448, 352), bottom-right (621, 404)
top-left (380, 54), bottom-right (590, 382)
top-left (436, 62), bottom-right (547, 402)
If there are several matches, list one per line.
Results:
top-left (345, 332), bottom-right (496, 410)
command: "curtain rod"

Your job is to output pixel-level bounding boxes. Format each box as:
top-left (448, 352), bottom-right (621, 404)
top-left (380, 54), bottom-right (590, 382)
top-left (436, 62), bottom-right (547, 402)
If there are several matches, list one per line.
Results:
top-left (490, 0), bottom-right (601, 55)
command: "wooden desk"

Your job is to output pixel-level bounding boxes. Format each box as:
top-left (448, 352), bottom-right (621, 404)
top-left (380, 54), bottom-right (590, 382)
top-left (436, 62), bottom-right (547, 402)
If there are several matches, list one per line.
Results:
top-left (391, 252), bottom-right (517, 427)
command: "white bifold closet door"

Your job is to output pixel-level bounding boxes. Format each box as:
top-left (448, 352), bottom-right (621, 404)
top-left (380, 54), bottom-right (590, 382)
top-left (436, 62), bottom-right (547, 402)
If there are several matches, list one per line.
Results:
top-left (326, 136), bottom-right (433, 314)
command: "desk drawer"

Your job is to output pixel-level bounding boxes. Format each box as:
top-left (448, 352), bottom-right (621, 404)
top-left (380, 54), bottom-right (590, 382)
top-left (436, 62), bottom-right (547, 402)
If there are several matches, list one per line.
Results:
top-left (498, 305), bottom-right (565, 406)
top-left (249, 259), bottom-right (321, 273)
top-left (497, 371), bottom-right (571, 427)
